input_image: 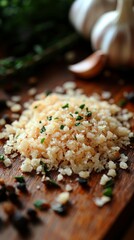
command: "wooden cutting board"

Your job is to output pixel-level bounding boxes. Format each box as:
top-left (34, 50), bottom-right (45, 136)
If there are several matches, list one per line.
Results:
top-left (0, 57), bottom-right (134, 240)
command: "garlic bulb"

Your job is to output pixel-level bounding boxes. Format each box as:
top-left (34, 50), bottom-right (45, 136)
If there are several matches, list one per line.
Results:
top-left (91, 0), bottom-right (134, 68)
top-left (69, 0), bottom-right (116, 38)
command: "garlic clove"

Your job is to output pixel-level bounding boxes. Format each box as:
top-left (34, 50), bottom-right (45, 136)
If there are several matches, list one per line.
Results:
top-left (68, 50), bottom-right (107, 79)
top-left (69, 0), bottom-right (117, 38)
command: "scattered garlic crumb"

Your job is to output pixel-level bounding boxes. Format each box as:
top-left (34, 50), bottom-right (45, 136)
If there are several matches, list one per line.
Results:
top-left (55, 86), bottom-right (64, 94)
top-left (0, 119), bottom-right (6, 126)
top-left (6, 101), bottom-right (14, 108)
top-left (79, 171), bottom-right (89, 179)
top-left (20, 159), bottom-right (33, 172)
top-left (119, 154), bottom-right (128, 163)
top-left (75, 88), bottom-right (84, 95)
top-left (23, 101), bottom-right (31, 109)
top-left (59, 167), bottom-right (72, 176)
top-left (101, 91), bottom-right (111, 99)
top-left (11, 104), bottom-right (21, 112)
top-left (36, 185), bottom-right (40, 190)
top-left (108, 161), bottom-right (116, 170)
top-left (11, 96), bottom-right (21, 102)
top-left (41, 175), bottom-right (46, 182)
top-left (28, 88), bottom-right (37, 96)
top-left (0, 132), bottom-right (7, 139)
top-left (100, 174), bottom-right (111, 185)
top-left (65, 184), bottom-right (73, 192)
top-left (57, 174), bottom-right (63, 182)
top-left (36, 165), bottom-right (42, 174)
top-left (56, 192), bottom-right (70, 205)
top-left (94, 196), bottom-right (111, 207)
top-left (119, 162), bottom-right (128, 169)
top-left (63, 81), bottom-right (76, 90)
top-left (107, 169), bottom-right (116, 177)
top-left (11, 113), bottom-right (20, 119)
top-left (4, 157), bottom-right (12, 167)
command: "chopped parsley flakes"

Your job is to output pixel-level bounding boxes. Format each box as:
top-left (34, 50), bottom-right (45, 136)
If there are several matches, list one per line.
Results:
top-left (45, 90), bottom-right (52, 96)
top-left (0, 154), bottom-right (4, 161)
top-left (86, 111), bottom-right (92, 117)
top-left (79, 104), bottom-right (85, 109)
top-left (14, 176), bottom-right (25, 183)
top-left (76, 116), bottom-right (83, 121)
top-left (74, 135), bottom-right (77, 140)
top-left (75, 122), bottom-right (80, 126)
top-left (34, 105), bottom-right (38, 109)
top-left (60, 125), bottom-right (65, 130)
top-left (41, 138), bottom-right (45, 144)
top-left (62, 103), bottom-right (69, 109)
top-left (47, 116), bottom-right (52, 121)
top-left (40, 126), bottom-right (46, 133)
top-left (103, 187), bottom-right (113, 197)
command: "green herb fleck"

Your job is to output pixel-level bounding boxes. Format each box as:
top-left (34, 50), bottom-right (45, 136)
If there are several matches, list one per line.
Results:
top-left (74, 135), bottom-right (77, 140)
top-left (86, 107), bottom-right (89, 112)
top-left (105, 179), bottom-right (114, 188)
top-left (45, 178), bottom-right (60, 188)
top-left (41, 138), bottom-right (45, 144)
top-left (75, 122), bottom-right (80, 126)
top-left (75, 111), bottom-right (78, 114)
top-left (40, 126), bottom-right (46, 133)
top-left (34, 105), bottom-right (38, 109)
top-left (47, 116), bottom-right (52, 121)
top-left (86, 111), bottom-right (92, 117)
top-left (62, 103), bottom-right (69, 109)
top-left (118, 99), bottom-right (127, 107)
top-left (103, 187), bottom-right (113, 197)
top-left (45, 90), bottom-right (52, 96)
top-left (79, 104), bottom-right (85, 109)
top-left (40, 161), bottom-right (49, 175)
top-left (16, 134), bottom-right (20, 139)
top-left (14, 176), bottom-right (25, 183)
top-left (54, 117), bottom-right (59, 120)
top-left (60, 125), bottom-right (65, 130)
top-left (76, 116), bottom-right (83, 121)
top-left (70, 113), bottom-right (73, 117)
top-left (39, 121), bottom-right (42, 124)
top-left (0, 154), bottom-right (4, 161)
top-left (34, 199), bottom-right (50, 210)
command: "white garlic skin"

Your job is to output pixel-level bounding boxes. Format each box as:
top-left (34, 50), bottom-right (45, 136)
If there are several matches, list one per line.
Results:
top-left (69, 0), bottom-right (116, 38)
top-left (91, 8), bottom-right (134, 68)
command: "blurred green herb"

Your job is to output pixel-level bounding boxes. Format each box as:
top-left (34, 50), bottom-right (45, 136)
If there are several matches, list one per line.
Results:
top-left (0, 154), bottom-right (4, 161)
top-left (0, 0), bottom-right (79, 77)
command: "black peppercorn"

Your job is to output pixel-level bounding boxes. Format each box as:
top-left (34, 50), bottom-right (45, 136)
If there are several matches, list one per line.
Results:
top-left (11, 212), bottom-right (29, 235)
top-left (16, 182), bottom-right (27, 193)
top-left (0, 186), bottom-right (7, 202)
top-left (78, 177), bottom-right (88, 185)
top-left (0, 100), bottom-right (7, 110)
top-left (52, 203), bottom-right (67, 215)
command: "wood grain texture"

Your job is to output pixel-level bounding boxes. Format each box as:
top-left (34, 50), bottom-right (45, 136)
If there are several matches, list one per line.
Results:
top-left (0, 59), bottom-right (134, 240)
